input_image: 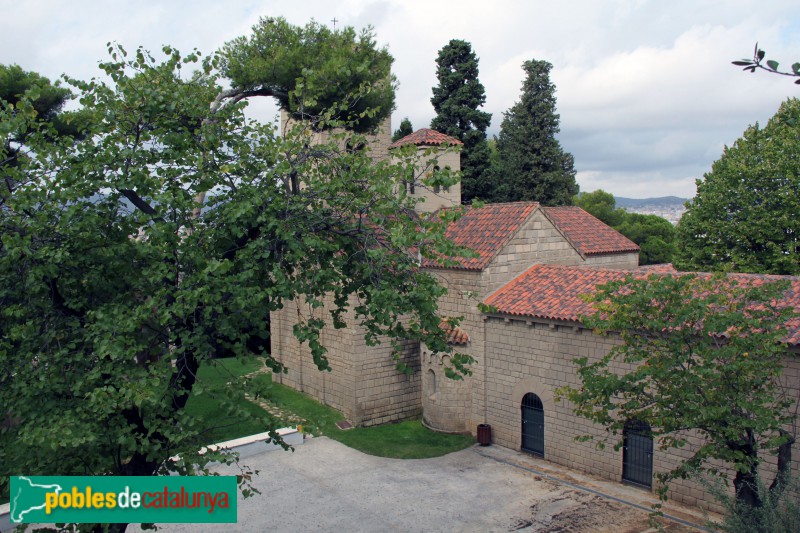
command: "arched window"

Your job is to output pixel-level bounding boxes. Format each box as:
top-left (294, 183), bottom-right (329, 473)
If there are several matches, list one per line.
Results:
top-left (622, 420), bottom-right (653, 489)
top-left (521, 393), bottom-right (544, 456)
top-left (428, 369), bottom-right (437, 399)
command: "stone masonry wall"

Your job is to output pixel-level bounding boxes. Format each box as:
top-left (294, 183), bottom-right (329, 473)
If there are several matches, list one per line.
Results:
top-left (280, 110), bottom-right (392, 162)
top-left (421, 269), bottom-right (485, 433)
top-left (583, 252), bottom-right (640, 269)
top-left (352, 331), bottom-right (422, 427)
top-left (421, 345), bottom-right (472, 432)
top-left (271, 296), bottom-right (423, 427)
top-left (483, 315), bottom-right (800, 513)
top-left (270, 298), bottom-right (358, 419)
top-left (405, 148), bottom-right (461, 214)
top-left (484, 209), bottom-right (584, 294)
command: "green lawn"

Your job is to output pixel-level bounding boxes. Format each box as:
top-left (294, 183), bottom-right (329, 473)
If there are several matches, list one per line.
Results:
top-left (251, 371), bottom-right (475, 459)
top-left (185, 356), bottom-right (474, 459)
top-left (0, 357), bottom-right (474, 505)
top-left (184, 356), bottom-right (274, 445)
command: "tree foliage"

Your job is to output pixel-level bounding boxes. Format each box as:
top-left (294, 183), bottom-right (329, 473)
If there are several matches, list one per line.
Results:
top-left (1, 64), bottom-right (72, 127)
top-left (561, 273), bottom-right (797, 508)
top-left (574, 189), bottom-right (676, 265)
top-left (733, 43), bottom-right (800, 84)
top-left (1, 64), bottom-right (90, 180)
top-left (493, 59), bottom-right (577, 206)
top-left (220, 17), bottom-right (395, 133)
top-left (676, 98), bottom-right (800, 275)
top-left (0, 24), bottom-right (469, 529)
top-left (430, 39), bottom-right (492, 202)
top-left (392, 116), bottom-right (413, 142)
top-left (574, 189), bottom-right (624, 227)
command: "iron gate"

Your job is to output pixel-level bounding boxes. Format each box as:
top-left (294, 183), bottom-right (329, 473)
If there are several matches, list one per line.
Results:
top-left (521, 393), bottom-right (544, 456)
top-left (622, 420), bottom-right (653, 489)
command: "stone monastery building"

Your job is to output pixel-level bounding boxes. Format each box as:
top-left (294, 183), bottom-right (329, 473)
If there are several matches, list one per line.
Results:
top-left (271, 118), bottom-right (800, 511)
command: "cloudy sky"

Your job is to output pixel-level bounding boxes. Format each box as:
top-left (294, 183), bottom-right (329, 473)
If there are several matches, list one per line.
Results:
top-left (2, 1), bottom-right (798, 198)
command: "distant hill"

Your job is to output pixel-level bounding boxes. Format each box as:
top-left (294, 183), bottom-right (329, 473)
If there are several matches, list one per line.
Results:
top-left (614, 196), bottom-right (688, 209)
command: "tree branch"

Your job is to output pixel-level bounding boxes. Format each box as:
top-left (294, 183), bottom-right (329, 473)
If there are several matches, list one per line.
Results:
top-left (118, 188), bottom-right (161, 219)
top-left (209, 86), bottom-right (288, 115)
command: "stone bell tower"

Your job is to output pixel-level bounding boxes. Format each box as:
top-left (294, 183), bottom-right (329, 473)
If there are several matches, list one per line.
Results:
top-left (388, 128), bottom-right (462, 213)
top-left (280, 109), bottom-right (393, 162)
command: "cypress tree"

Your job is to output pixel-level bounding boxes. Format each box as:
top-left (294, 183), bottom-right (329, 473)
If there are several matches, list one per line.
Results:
top-left (430, 40), bottom-right (492, 202)
top-left (495, 60), bottom-right (577, 206)
top-left (392, 117), bottom-right (413, 142)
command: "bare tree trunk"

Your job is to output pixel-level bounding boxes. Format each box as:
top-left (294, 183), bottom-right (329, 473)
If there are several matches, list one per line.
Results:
top-left (734, 467), bottom-right (762, 508)
top-left (769, 430), bottom-right (794, 497)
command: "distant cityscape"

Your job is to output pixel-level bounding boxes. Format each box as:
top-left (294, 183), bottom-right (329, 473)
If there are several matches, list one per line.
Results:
top-left (614, 196), bottom-right (688, 225)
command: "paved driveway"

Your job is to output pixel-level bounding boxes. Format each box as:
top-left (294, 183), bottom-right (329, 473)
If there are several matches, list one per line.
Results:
top-left (135, 437), bottom-right (705, 532)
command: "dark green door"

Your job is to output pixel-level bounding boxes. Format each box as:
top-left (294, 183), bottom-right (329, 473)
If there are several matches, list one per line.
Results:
top-left (521, 393), bottom-right (544, 456)
top-left (623, 420), bottom-right (653, 488)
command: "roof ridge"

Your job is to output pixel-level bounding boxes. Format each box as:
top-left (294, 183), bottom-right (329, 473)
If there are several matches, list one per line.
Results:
top-left (389, 128), bottom-right (463, 149)
top-left (423, 202), bottom-right (539, 271)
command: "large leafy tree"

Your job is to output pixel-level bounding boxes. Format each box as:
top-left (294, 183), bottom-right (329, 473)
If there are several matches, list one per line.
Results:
top-left (575, 190), bottom-right (677, 265)
top-left (0, 21), bottom-right (466, 532)
top-left (1, 64), bottom-right (90, 198)
top-left (430, 39), bottom-right (492, 202)
top-left (573, 189), bottom-right (625, 227)
top-left (616, 212), bottom-right (676, 266)
top-left (676, 98), bottom-right (800, 275)
top-left (221, 17), bottom-right (395, 133)
top-left (494, 59), bottom-right (577, 206)
top-left (562, 273), bottom-right (797, 511)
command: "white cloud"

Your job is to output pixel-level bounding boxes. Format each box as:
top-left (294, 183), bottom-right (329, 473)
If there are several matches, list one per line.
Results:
top-left (1, 0), bottom-right (799, 198)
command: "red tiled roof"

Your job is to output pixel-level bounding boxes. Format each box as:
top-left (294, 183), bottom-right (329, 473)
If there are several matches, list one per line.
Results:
top-left (389, 128), bottom-right (463, 149)
top-left (542, 207), bottom-right (639, 256)
top-left (483, 264), bottom-right (800, 346)
top-left (440, 321), bottom-right (470, 345)
top-left (422, 202), bottom-right (539, 271)
top-left (484, 264), bottom-right (625, 321)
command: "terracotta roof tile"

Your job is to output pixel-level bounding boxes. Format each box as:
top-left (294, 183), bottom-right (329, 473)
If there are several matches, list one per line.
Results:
top-left (440, 320), bottom-right (470, 345)
top-left (484, 264), bottom-right (624, 321)
top-left (484, 264), bottom-right (800, 346)
top-left (542, 207), bottom-right (639, 256)
top-left (389, 128), bottom-right (463, 149)
top-left (423, 202), bottom-right (539, 271)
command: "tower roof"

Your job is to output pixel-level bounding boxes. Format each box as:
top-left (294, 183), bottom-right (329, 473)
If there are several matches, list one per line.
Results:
top-left (390, 128), bottom-right (463, 148)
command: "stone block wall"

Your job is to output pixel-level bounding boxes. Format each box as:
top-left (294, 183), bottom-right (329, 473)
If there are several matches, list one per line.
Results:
top-left (421, 346), bottom-right (472, 432)
top-left (352, 332), bottom-right (422, 427)
top-left (422, 269), bottom-right (486, 433)
top-left (482, 315), bottom-right (800, 512)
top-left (270, 294), bottom-right (423, 427)
top-left (270, 298), bottom-right (358, 418)
top-left (280, 110), bottom-right (392, 162)
top-left (390, 146), bottom-right (461, 214)
top-left (484, 210), bottom-right (584, 294)
top-left (583, 252), bottom-right (640, 269)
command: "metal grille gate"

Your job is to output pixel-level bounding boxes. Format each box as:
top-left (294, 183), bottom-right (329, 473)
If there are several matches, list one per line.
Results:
top-left (622, 420), bottom-right (653, 489)
top-left (521, 393), bottom-right (544, 456)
